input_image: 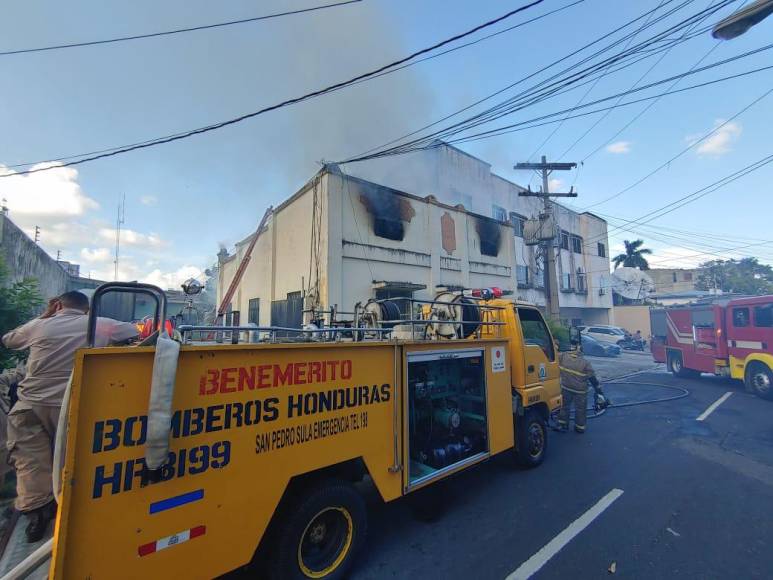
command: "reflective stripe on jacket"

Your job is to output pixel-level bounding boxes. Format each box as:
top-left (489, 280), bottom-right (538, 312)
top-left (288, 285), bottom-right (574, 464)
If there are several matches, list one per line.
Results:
top-left (559, 351), bottom-right (596, 393)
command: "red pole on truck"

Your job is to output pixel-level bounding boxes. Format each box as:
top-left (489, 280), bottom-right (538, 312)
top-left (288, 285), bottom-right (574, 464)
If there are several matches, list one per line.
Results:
top-left (215, 206), bottom-right (273, 325)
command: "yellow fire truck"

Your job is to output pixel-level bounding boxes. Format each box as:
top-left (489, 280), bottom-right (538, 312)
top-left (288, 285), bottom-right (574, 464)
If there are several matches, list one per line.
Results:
top-left (44, 283), bottom-right (561, 579)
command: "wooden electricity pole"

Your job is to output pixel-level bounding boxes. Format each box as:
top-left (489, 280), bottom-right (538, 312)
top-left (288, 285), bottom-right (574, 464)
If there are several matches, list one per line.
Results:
top-left (515, 155), bottom-right (577, 320)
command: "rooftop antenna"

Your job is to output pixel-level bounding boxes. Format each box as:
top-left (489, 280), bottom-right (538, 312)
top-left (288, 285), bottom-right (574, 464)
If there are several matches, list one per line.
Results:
top-left (113, 194), bottom-right (125, 281)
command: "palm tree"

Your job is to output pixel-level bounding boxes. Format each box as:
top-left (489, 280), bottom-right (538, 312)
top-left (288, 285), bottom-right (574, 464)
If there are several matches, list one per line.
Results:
top-left (612, 239), bottom-right (653, 270)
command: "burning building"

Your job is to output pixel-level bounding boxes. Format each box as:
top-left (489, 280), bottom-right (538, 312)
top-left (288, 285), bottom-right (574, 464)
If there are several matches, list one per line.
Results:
top-left (218, 143), bottom-right (612, 328)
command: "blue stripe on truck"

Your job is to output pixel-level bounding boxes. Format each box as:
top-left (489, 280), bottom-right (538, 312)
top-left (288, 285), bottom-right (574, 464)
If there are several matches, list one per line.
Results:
top-left (149, 489), bottom-right (204, 514)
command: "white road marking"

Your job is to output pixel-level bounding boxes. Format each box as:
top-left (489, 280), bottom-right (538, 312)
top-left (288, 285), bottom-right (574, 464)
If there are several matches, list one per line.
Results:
top-left (666, 527), bottom-right (681, 537)
top-left (696, 391), bottom-right (733, 421)
top-left (505, 488), bottom-right (624, 580)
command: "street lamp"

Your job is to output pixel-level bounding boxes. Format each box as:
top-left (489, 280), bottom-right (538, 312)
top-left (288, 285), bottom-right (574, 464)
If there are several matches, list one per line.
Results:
top-left (712, 0), bottom-right (773, 39)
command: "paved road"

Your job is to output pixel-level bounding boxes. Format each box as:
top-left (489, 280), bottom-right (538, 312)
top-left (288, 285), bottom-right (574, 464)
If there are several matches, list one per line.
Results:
top-left (352, 368), bottom-right (773, 579)
top-left (584, 350), bottom-right (657, 380)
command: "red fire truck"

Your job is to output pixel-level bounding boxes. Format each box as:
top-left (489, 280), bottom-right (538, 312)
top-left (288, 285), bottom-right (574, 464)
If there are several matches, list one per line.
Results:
top-left (650, 295), bottom-right (773, 400)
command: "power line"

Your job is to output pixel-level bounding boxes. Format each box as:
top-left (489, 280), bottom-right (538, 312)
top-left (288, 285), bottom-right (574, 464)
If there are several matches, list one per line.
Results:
top-left (384, 20), bottom-right (754, 153)
top-left (528, 0), bottom-right (670, 161)
top-left (578, 39), bottom-right (722, 162)
top-left (360, 0), bottom-right (739, 158)
top-left (586, 152), bottom-right (773, 246)
top-left (5, 0), bottom-right (581, 171)
top-left (581, 84), bottom-right (773, 209)
top-left (0, 0), bottom-right (364, 57)
top-left (558, 0), bottom-right (714, 159)
top-left (348, 47), bottom-right (773, 158)
top-left (597, 212), bottom-right (773, 245)
top-left (601, 217), bottom-right (773, 263)
top-left (340, 0), bottom-right (743, 163)
top-left (572, 0), bottom-right (756, 162)
top-left (447, 64), bottom-right (772, 145)
top-left (348, 0), bottom-right (705, 162)
top-left (645, 239), bottom-right (773, 266)
top-left (1, 0), bottom-right (547, 177)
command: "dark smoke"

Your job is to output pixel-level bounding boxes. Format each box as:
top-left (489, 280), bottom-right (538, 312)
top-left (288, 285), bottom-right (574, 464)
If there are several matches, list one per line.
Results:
top-left (360, 188), bottom-right (405, 241)
top-left (476, 218), bottom-right (501, 257)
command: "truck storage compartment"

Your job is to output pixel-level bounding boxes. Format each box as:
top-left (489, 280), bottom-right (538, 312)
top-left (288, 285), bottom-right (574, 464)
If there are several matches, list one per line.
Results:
top-left (407, 349), bottom-right (489, 485)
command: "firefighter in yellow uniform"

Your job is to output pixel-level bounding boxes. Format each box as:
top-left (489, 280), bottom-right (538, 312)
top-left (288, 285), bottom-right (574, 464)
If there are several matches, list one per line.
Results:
top-left (557, 342), bottom-right (599, 434)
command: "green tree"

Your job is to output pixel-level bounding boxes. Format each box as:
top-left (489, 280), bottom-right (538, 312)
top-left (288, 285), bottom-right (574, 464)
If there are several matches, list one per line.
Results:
top-left (612, 239), bottom-right (653, 270)
top-left (0, 256), bottom-right (43, 369)
top-left (695, 258), bottom-right (773, 295)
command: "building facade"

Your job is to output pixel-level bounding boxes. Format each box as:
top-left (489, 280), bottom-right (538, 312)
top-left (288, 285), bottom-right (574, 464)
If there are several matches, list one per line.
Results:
top-left (218, 144), bottom-right (612, 327)
top-left (345, 143), bottom-right (612, 324)
top-left (648, 268), bottom-right (699, 295)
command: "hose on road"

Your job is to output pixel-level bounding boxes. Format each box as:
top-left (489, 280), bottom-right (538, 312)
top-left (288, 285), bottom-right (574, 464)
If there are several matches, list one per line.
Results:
top-left (555, 380), bottom-right (691, 423)
top-left (590, 380), bottom-right (690, 418)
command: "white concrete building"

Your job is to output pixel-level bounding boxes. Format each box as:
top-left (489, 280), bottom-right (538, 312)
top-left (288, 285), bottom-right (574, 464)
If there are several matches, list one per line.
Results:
top-left (218, 144), bottom-right (612, 327)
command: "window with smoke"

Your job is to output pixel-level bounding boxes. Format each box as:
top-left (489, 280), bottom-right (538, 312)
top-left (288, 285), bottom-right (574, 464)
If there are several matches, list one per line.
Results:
top-left (359, 188), bottom-right (411, 241)
top-left (475, 218), bottom-right (501, 257)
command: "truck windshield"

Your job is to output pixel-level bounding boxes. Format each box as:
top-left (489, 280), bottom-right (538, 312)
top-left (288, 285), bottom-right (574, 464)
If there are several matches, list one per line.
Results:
top-left (518, 308), bottom-right (555, 360)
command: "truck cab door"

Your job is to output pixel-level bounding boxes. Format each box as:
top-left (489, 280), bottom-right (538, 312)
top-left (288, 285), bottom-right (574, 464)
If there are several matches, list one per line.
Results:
top-left (516, 307), bottom-right (560, 392)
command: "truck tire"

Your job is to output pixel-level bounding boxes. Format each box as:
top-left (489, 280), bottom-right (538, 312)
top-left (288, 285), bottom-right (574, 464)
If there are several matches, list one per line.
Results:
top-left (745, 362), bottom-right (773, 401)
top-left (668, 352), bottom-right (699, 378)
top-left (515, 409), bottom-right (548, 468)
top-left (269, 480), bottom-right (367, 580)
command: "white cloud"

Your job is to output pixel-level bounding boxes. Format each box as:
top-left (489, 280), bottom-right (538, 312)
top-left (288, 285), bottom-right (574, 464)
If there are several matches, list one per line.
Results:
top-left (688, 120), bottom-right (742, 156)
top-left (0, 163), bottom-right (203, 290)
top-left (548, 178), bottom-right (563, 191)
top-left (80, 247), bottom-right (112, 263)
top-left (0, 163), bottom-right (98, 224)
top-left (98, 227), bottom-right (164, 248)
top-left (606, 141), bottom-right (631, 154)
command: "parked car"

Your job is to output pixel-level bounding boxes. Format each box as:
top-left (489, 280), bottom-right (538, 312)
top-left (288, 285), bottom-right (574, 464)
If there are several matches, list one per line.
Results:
top-left (581, 334), bottom-right (622, 357)
top-left (581, 325), bottom-right (629, 345)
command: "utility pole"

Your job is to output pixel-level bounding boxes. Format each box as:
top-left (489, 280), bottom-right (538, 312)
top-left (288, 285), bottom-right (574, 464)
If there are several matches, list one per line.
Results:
top-left (515, 155), bottom-right (577, 320)
top-left (114, 194), bottom-right (125, 281)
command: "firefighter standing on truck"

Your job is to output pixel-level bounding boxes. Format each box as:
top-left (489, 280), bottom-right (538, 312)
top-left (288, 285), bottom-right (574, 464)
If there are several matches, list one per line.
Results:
top-left (557, 335), bottom-right (599, 434)
top-left (1, 291), bottom-right (138, 542)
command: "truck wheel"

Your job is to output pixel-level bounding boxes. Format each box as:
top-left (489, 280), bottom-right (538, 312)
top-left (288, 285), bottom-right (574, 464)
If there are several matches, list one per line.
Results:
top-left (668, 353), bottom-right (699, 378)
top-left (515, 409), bottom-right (547, 468)
top-left (745, 362), bottom-right (773, 401)
top-left (269, 480), bottom-right (367, 580)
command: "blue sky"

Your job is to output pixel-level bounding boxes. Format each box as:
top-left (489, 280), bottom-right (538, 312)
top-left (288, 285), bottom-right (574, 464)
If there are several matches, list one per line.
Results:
top-left (1, 0), bottom-right (771, 287)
